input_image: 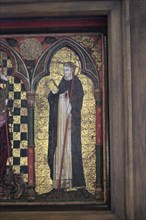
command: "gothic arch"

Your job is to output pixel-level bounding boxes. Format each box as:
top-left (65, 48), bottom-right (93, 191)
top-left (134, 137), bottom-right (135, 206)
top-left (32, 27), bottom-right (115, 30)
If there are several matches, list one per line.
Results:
top-left (32, 37), bottom-right (99, 90)
top-left (0, 41), bottom-right (30, 91)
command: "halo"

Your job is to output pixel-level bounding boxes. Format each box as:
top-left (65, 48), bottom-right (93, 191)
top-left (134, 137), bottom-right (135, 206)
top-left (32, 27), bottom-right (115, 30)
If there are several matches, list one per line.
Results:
top-left (49, 47), bottom-right (81, 76)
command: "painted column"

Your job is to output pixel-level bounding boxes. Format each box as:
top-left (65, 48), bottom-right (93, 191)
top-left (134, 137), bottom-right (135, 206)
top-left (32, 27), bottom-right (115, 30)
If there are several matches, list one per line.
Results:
top-left (27, 91), bottom-right (36, 200)
top-left (94, 88), bottom-right (103, 200)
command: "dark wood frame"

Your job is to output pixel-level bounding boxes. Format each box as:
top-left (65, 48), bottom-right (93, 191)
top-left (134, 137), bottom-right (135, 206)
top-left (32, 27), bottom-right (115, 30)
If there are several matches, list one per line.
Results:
top-left (1, 0), bottom-right (145, 220)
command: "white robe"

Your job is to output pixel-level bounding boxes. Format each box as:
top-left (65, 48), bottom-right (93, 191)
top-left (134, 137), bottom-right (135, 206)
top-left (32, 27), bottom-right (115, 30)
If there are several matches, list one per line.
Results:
top-left (53, 91), bottom-right (72, 189)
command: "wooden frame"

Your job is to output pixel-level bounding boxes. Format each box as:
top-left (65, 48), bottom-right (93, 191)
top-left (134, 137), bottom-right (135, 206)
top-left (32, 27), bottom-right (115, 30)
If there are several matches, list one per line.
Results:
top-left (0, 0), bottom-right (137, 219)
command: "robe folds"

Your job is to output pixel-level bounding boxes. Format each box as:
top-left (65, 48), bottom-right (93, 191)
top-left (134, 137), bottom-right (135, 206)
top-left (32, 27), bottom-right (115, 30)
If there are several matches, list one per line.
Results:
top-left (48, 76), bottom-right (86, 189)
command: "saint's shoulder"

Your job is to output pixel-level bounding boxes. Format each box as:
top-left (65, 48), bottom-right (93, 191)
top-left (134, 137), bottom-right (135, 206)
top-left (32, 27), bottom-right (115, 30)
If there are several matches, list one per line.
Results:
top-left (74, 76), bottom-right (82, 86)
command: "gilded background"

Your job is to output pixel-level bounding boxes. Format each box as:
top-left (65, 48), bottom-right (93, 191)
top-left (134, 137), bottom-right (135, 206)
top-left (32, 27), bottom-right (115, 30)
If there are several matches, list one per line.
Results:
top-left (35, 34), bottom-right (103, 195)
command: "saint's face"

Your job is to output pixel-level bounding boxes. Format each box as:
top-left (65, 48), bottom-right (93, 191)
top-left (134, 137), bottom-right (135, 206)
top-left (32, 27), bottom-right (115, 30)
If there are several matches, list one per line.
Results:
top-left (63, 66), bottom-right (73, 80)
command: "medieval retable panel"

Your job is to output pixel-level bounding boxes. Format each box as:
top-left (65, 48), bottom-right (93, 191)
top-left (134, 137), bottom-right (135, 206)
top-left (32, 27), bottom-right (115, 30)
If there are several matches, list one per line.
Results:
top-left (0, 32), bottom-right (109, 208)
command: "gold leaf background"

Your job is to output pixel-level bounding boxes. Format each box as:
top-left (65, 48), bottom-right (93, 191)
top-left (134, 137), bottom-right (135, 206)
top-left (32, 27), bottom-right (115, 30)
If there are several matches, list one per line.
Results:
top-left (35, 47), bottom-right (96, 194)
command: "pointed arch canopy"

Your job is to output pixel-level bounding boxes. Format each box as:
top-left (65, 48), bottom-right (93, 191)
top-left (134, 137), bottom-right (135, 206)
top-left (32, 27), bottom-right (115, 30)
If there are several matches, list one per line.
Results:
top-left (32, 37), bottom-right (99, 90)
top-left (0, 41), bottom-right (30, 91)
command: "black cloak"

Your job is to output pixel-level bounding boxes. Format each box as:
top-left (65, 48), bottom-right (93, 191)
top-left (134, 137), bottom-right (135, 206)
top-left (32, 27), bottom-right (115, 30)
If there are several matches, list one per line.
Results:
top-left (48, 76), bottom-right (86, 188)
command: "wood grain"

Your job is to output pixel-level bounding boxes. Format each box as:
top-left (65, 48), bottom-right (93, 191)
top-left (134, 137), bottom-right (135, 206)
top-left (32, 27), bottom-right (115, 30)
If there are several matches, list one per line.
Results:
top-left (122, 0), bottom-right (134, 219)
top-left (130, 1), bottom-right (146, 220)
top-left (0, 211), bottom-right (118, 220)
top-left (108, 3), bottom-right (125, 219)
top-left (0, 1), bottom-right (116, 18)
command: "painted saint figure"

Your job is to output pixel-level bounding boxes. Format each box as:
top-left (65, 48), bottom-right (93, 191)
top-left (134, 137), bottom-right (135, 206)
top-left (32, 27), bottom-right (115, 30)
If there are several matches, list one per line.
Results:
top-left (48, 62), bottom-right (86, 190)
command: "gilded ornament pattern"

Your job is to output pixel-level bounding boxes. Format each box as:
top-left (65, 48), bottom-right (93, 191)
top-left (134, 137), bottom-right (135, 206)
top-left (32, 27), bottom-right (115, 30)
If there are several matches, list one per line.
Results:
top-left (35, 45), bottom-right (97, 195)
top-left (0, 34), bottom-right (104, 199)
top-left (20, 38), bottom-right (43, 60)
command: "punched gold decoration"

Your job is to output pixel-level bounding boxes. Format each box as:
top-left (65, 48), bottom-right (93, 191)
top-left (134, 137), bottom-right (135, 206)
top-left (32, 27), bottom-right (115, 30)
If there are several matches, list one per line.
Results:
top-left (0, 33), bottom-right (105, 199)
top-left (35, 46), bottom-right (96, 195)
top-left (72, 35), bottom-right (102, 71)
top-left (35, 76), bottom-right (53, 194)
